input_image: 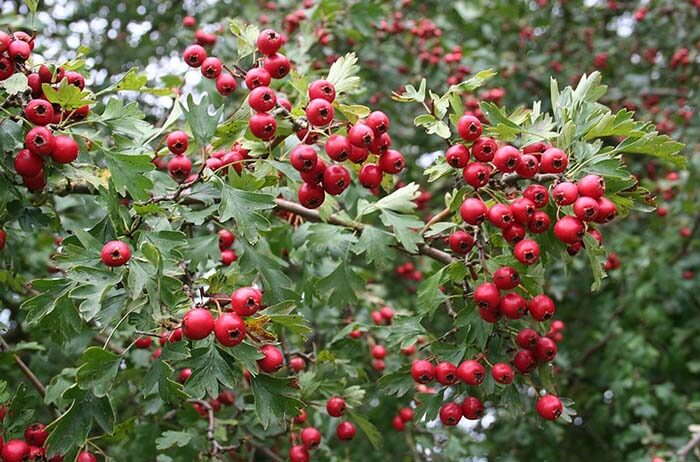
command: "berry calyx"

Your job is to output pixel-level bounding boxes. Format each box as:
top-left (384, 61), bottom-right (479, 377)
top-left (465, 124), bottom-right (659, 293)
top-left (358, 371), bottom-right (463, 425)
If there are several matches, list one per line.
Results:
top-left (410, 359), bottom-right (434, 384)
top-left (100, 240), bottom-right (131, 267)
top-left (491, 363), bottom-right (514, 384)
top-left (439, 402), bottom-right (462, 426)
top-left (536, 395), bottom-right (563, 420)
top-left (231, 286), bottom-right (263, 316)
top-left (214, 313), bottom-right (246, 347)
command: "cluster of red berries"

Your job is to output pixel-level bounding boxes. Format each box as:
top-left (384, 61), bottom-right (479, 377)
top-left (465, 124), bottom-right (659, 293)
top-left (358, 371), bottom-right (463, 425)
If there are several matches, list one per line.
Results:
top-left (0, 420), bottom-right (97, 462)
top-left (218, 229), bottom-right (238, 265)
top-left (190, 390), bottom-right (236, 418)
top-left (1, 30), bottom-right (85, 191)
top-left (182, 37), bottom-right (237, 97)
top-left (390, 407), bottom-right (415, 432)
top-left (288, 398), bottom-right (356, 462)
top-left (395, 261), bottom-right (423, 282)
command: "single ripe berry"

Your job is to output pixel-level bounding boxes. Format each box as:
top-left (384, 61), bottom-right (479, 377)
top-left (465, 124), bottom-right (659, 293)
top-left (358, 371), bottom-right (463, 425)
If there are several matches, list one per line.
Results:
top-left (50, 135), bottom-right (79, 164)
top-left (298, 182), bottom-right (325, 209)
top-left (64, 70), bottom-right (85, 89)
top-left (300, 427), bottom-right (321, 450)
top-left (499, 292), bottom-right (527, 320)
top-left (322, 164), bottom-right (351, 196)
top-left (14, 149), bottom-right (43, 177)
top-left (380, 306), bottom-right (395, 322)
top-left (218, 229), bottom-right (235, 250)
top-left (457, 360), bottom-right (485, 385)
top-left (249, 113), bottom-right (277, 140)
top-left (523, 184), bottom-right (549, 208)
top-left (410, 359), bottom-right (434, 384)
top-left (290, 145), bottom-right (318, 172)
top-left (460, 198), bottom-right (488, 225)
top-left (25, 99), bottom-right (54, 126)
top-left (0, 56), bottom-right (15, 81)
top-left (214, 313), bottom-right (246, 347)
top-left (183, 44), bottom-right (207, 68)
top-left (200, 57), bottom-right (222, 79)
top-left (301, 158), bottom-right (326, 184)
top-left (573, 196), bottom-right (600, 221)
top-left (306, 98), bottom-right (334, 126)
top-left (471, 137), bottom-right (497, 162)
top-left (513, 349), bottom-right (537, 374)
top-left (245, 67), bottom-right (272, 89)
top-left (553, 216), bottom-right (585, 244)
top-left (366, 111), bottom-right (390, 134)
top-left (493, 266), bottom-right (520, 290)
top-left (535, 336), bottom-right (558, 362)
top-left (257, 29), bottom-right (283, 55)
top-left (503, 223), bottom-right (526, 244)
top-left (326, 396), bottom-right (347, 417)
top-left (529, 211), bottom-right (551, 234)
top-left (399, 407), bottom-right (414, 422)
top-left (168, 155), bottom-right (192, 181)
top-left (379, 149), bottom-right (405, 174)
top-left (25, 126), bottom-right (54, 156)
top-left (528, 294), bottom-right (556, 321)
top-left (100, 240), bottom-right (131, 267)
top-left (473, 282), bottom-right (500, 311)
top-left (596, 197), bottom-right (617, 223)
top-left (461, 397), bottom-right (485, 420)
top-left (392, 415), bottom-right (405, 431)
top-left (263, 53), bottom-right (290, 79)
top-left (167, 131), bottom-right (189, 155)
top-left (182, 308), bottom-right (215, 340)
top-left (516, 154), bottom-right (539, 178)
top-left (463, 162), bottom-right (491, 188)
top-left (536, 395), bottom-right (563, 420)
top-left (368, 132), bottom-right (391, 155)
top-left (2, 440), bottom-right (30, 462)
top-left (439, 402), bottom-right (462, 426)
top-left (552, 182), bottom-right (579, 206)
top-left (516, 328), bottom-right (540, 350)
top-left (493, 145), bottom-right (521, 172)
top-left (510, 198), bottom-right (536, 225)
top-left (457, 114), bottom-right (482, 141)
top-left (290, 356), bottom-right (305, 372)
top-left (448, 230), bottom-right (475, 255)
top-left (491, 363), bottom-right (514, 384)
top-left (348, 145), bottom-right (369, 163)
top-left (348, 123), bottom-right (375, 148)
top-left (77, 451), bottom-right (98, 462)
top-left (231, 286), bottom-right (263, 316)
top-left (308, 79), bottom-right (336, 102)
top-left (257, 344), bottom-right (284, 373)
top-left (479, 307), bottom-right (501, 323)
top-left (248, 86), bottom-right (277, 112)
top-left (577, 174), bottom-right (605, 198)
top-left (221, 248), bottom-right (237, 265)
top-left (359, 164), bottom-right (382, 188)
top-left (371, 345), bottom-right (387, 360)
top-left (513, 239), bottom-right (540, 265)
top-left (135, 336), bottom-right (152, 349)
top-left (445, 144), bottom-right (470, 168)
top-left (540, 148), bottom-right (568, 173)
top-left (0, 31), bottom-right (10, 53)
top-left (435, 361), bottom-right (458, 385)
top-left (24, 423), bottom-right (49, 447)
top-left (487, 203), bottom-right (514, 229)
top-left (336, 421), bottom-right (356, 441)
top-left (325, 134), bottom-right (352, 161)
top-left (8, 40), bottom-right (31, 62)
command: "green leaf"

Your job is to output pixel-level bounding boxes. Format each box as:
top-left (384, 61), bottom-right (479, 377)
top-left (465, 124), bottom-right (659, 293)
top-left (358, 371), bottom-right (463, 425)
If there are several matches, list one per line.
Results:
top-left (181, 93), bottom-right (224, 149)
top-left (238, 239), bottom-right (292, 303)
top-left (336, 103), bottom-right (370, 124)
top-left (417, 267), bottom-right (448, 316)
top-left (317, 262), bottom-right (365, 305)
top-left (155, 431), bottom-right (193, 450)
top-left (104, 151), bottom-right (154, 201)
top-left (100, 98), bottom-right (157, 142)
top-left (583, 234), bottom-right (607, 291)
top-left (392, 78), bottom-right (426, 103)
top-left (357, 182), bottom-right (420, 217)
top-left (76, 347), bottom-right (121, 397)
top-left (68, 266), bottom-right (123, 321)
top-left (377, 366), bottom-right (415, 398)
top-left (386, 316), bottom-right (427, 349)
top-left (352, 226), bottom-right (396, 266)
top-left (42, 79), bottom-right (95, 110)
top-left (216, 177), bottom-right (276, 244)
top-left (348, 410), bottom-right (383, 449)
top-left (184, 345), bottom-right (239, 399)
top-left (0, 73), bottom-right (29, 95)
top-left (326, 52), bottom-right (361, 95)
top-left (229, 19), bottom-right (260, 59)
top-left (221, 341), bottom-right (264, 375)
top-left (143, 360), bottom-right (188, 406)
top-left (0, 119), bottom-right (24, 153)
top-left (379, 210), bottom-right (423, 253)
top-left (267, 313), bottom-right (312, 339)
top-left (251, 374), bottom-right (304, 430)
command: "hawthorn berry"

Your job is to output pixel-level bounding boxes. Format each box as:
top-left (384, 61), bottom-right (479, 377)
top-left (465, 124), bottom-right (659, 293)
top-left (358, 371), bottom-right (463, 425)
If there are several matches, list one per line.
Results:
top-left (457, 360), bottom-right (486, 385)
top-left (493, 266), bottom-right (520, 290)
top-left (300, 158), bottom-right (326, 184)
top-left (25, 99), bottom-right (54, 126)
top-left (528, 211), bottom-right (551, 234)
top-left (23, 171), bottom-right (46, 191)
top-left (218, 229), bottom-right (235, 250)
top-left (182, 308), bottom-right (215, 340)
top-left (463, 162), bottom-right (491, 188)
top-left (336, 421), bottom-right (356, 441)
top-left (513, 349), bottom-right (537, 374)
top-left (258, 344), bottom-right (284, 373)
top-left (513, 239), bottom-right (540, 265)
top-left (479, 307), bottom-right (502, 323)
top-left (348, 123), bottom-right (375, 148)
top-left (595, 197), bottom-right (617, 223)
top-left (300, 427), bottom-right (322, 450)
top-left (516, 154), bottom-right (539, 178)
top-left (510, 198), bottom-right (536, 225)
top-left (77, 451), bottom-right (98, 462)
top-left (471, 137), bottom-right (497, 162)
top-left (499, 292), bottom-right (527, 319)
top-left (535, 336), bottom-right (558, 362)
top-left (536, 395), bottom-right (563, 420)
top-left (245, 67), bottom-right (272, 89)
top-left (392, 415), bottom-right (405, 431)
top-left (577, 174), bottom-right (605, 198)
top-left (445, 144), bottom-right (470, 168)
top-left (308, 79), bottom-right (336, 102)
top-left (50, 135), bottom-right (79, 164)
top-left (528, 294), bottom-right (556, 321)
top-left (263, 53), bottom-right (290, 78)
top-left (552, 181), bottom-right (578, 206)
top-left (298, 182), bottom-right (325, 208)
top-left (183, 44), bottom-right (207, 67)
top-left (14, 149), bottom-right (43, 178)
top-left (231, 286), bottom-right (263, 316)
top-left (516, 328), bottom-right (540, 350)
top-left (257, 29), bottom-right (283, 55)
top-left (100, 240), bottom-right (131, 267)
top-left (573, 196), bottom-right (600, 221)
top-left (503, 223), bottom-right (526, 244)
top-left (221, 248), bottom-right (238, 264)
top-left (460, 198), bottom-right (488, 225)
top-left (378, 149), bottom-right (405, 174)
top-left (294, 409), bottom-right (308, 424)
top-left (457, 114), bottom-right (482, 141)
top-left (371, 345), bottom-right (387, 360)
top-left (0, 56), bottom-right (14, 80)
top-left (553, 216), bottom-right (585, 244)
top-left (249, 113), bottom-right (277, 140)
top-left (177, 368), bottom-right (192, 383)
top-left (380, 306), bottom-right (395, 322)
top-left (358, 164), bottom-right (382, 188)
top-left (435, 361), bottom-right (458, 385)
top-left (439, 402), bottom-right (462, 426)
top-left (540, 148), bottom-right (568, 173)
top-left (461, 396), bottom-right (485, 420)
top-left (1, 440), bottom-right (30, 462)
top-left (290, 145), bottom-right (319, 172)
top-left (322, 164), bottom-right (351, 195)
top-left (493, 145), bottom-right (521, 172)
top-left (8, 39), bottom-right (31, 62)
top-left (325, 134), bottom-right (352, 161)
top-left (348, 145), bottom-right (370, 164)
top-left (134, 336), bottom-right (152, 349)
top-left (368, 132), bottom-right (392, 155)
top-left (326, 396), bottom-right (347, 417)
top-left (248, 86), bottom-right (277, 112)
top-left (24, 423), bottom-right (48, 447)
top-left (523, 184), bottom-right (549, 208)
top-left (410, 359), bottom-right (434, 384)
top-left (200, 57), bottom-right (222, 78)
top-left (168, 155), bottom-right (192, 181)
top-left (488, 203), bottom-right (514, 229)
top-left (448, 230), bottom-right (475, 255)
top-left (366, 111), bottom-right (390, 134)
top-left (473, 282), bottom-right (501, 311)
top-left (491, 362), bottom-right (514, 384)
top-left (399, 407), bottom-right (414, 422)
top-left (306, 98), bottom-right (334, 126)
top-left (290, 356), bottom-right (306, 372)
top-left (25, 126), bottom-right (55, 156)
top-left (166, 131), bottom-right (188, 155)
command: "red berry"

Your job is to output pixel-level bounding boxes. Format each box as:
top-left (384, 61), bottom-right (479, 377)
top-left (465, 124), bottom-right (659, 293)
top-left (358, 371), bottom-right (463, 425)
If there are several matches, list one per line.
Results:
top-left (298, 182), bottom-right (325, 208)
top-left (523, 184), bottom-right (549, 208)
top-left (24, 423), bottom-right (48, 447)
top-left (510, 198), bottom-right (536, 225)
top-left (50, 135), bottom-right (79, 164)
top-left (326, 396), bottom-right (347, 417)
top-left (348, 145), bottom-right (369, 163)
top-left (503, 223), bottom-right (526, 244)
top-left (214, 313), bottom-right (246, 347)
top-left (513, 349), bottom-right (537, 374)
top-left (479, 307), bottom-right (501, 323)
top-left (378, 149), bottom-right (405, 174)
top-left (457, 114), bottom-right (482, 141)
top-left (257, 29), bottom-right (283, 55)
top-left (493, 266), bottom-right (520, 290)
top-left (8, 40), bottom-right (31, 62)
top-left (552, 182), bottom-right (579, 206)
top-left (325, 134), bottom-right (352, 161)
top-left (25, 126), bottom-right (54, 156)
top-left (306, 98), bottom-right (334, 126)
top-left (25, 99), bottom-right (54, 126)
top-left (248, 86), bottom-right (277, 112)
top-left (435, 361), bottom-right (458, 385)
top-left (528, 294), bottom-right (556, 321)
top-left (336, 421), bottom-right (356, 441)
top-left (366, 111), bottom-right (390, 134)
top-left (218, 390), bottom-right (235, 406)
top-left (536, 395), bottom-right (563, 420)
top-left (461, 397), bottom-right (485, 420)
top-left (493, 145), bottom-right (521, 172)
top-left (0, 31), bottom-right (10, 53)
top-left (498, 293), bottom-right (527, 319)
top-left (183, 44), bottom-right (207, 67)
top-left (263, 53), bottom-right (290, 79)
top-left (168, 155), bottom-right (192, 181)
top-left (14, 149), bottom-right (43, 177)
top-left (491, 363), bottom-right (514, 384)
top-left (473, 282), bottom-right (500, 311)
top-left (135, 336), bottom-right (152, 349)
top-left (0, 56), bottom-right (15, 80)
top-left (249, 113), bottom-right (277, 140)
top-left (445, 144), bottom-right (470, 168)
top-left (221, 248), bottom-right (238, 265)
top-left (182, 308), bottom-right (215, 340)
top-left (290, 356), bottom-right (305, 372)
top-left (348, 123), bottom-right (375, 148)
top-left (410, 360), bottom-right (434, 384)
top-left (513, 239), bottom-right (540, 265)
top-left (535, 336), bottom-right (558, 362)
top-left (439, 402), bottom-right (462, 426)
top-left (200, 57), bottom-right (222, 79)
top-left (595, 197), bottom-right (617, 223)
top-left (301, 158), bottom-right (326, 184)
top-left (167, 131), bottom-right (189, 155)
top-left (2, 440), bottom-right (30, 462)
top-left (245, 68), bottom-right (272, 89)
top-left (457, 360), bottom-right (485, 385)
top-left (380, 306), bottom-right (395, 322)
top-left (64, 70), bottom-right (85, 89)
top-left (471, 137), bottom-right (497, 162)
top-left (258, 344), bottom-right (284, 373)
top-left (371, 345), bottom-right (387, 360)
top-left (460, 198), bottom-right (488, 225)
top-left (463, 162), bottom-right (491, 188)
top-left (516, 328), bottom-right (540, 350)
top-left (218, 229), bottom-right (235, 250)
top-left (77, 451), bottom-right (97, 462)
top-left (399, 407), bottom-right (414, 422)
top-left (290, 145), bottom-right (318, 172)
top-left (553, 216), bottom-right (585, 244)
top-left (516, 154), bottom-right (539, 178)
top-left (100, 240), bottom-right (131, 267)
top-left (573, 196), bottom-right (600, 222)
top-left (540, 148), bottom-right (568, 173)
top-left (487, 203), bottom-right (514, 229)
top-left (528, 211), bottom-right (551, 234)
top-left (392, 415), bottom-right (405, 431)
top-left (300, 427), bottom-right (322, 450)
top-left (577, 174), bottom-right (605, 198)
top-left (359, 164), bottom-right (382, 188)
top-left (183, 16), bottom-right (197, 28)
top-left (231, 287), bottom-right (263, 316)
top-left (322, 164), bottom-right (351, 196)
top-left (308, 79), bottom-right (336, 102)
top-left (448, 230), bottom-right (475, 254)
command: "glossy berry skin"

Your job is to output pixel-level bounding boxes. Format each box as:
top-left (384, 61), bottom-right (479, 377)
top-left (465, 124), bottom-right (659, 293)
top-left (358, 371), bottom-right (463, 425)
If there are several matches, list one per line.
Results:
top-left (325, 134), bottom-right (352, 161)
top-left (289, 445), bottom-right (310, 462)
top-left (463, 162), bottom-right (491, 188)
top-left (8, 40), bottom-right (31, 62)
top-left (14, 149), bottom-right (43, 177)
top-left (258, 344), bottom-right (284, 373)
top-left (221, 248), bottom-right (238, 265)
top-left (493, 145), bottom-right (521, 172)
top-left (596, 197), bottom-right (617, 223)
top-left (439, 402), bottom-right (462, 426)
top-left (218, 229), bottom-right (235, 250)
top-left (23, 171), bottom-right (46, 191)
top-left (168, 155), bottom-right (192, 181)
top-left (212, 72), bottom-right (238, 94)
top-left (513, 349), bottom-right (537, 374)
top-left (100, 240), bottom-right (131, 267)
top-left (24, 423), bottom-right (49, 447)
top-left (535, 336), bottom-right (558, 362)
top-left (183, 44), bottom-right (207, 67)
top-left (523, 184), bottom-right (549, 208)
top-left (326, 396), bottom-right (347, 417)
top-left (77, 452), bottom-right (97, 462)
top-left (214, 313), bottom-right (246, 347)
top-left (499, 293), bottom-right (527, 320)
top-left (366, 111), bottom-right (390, 134)
top-left (528, 294), bottom-right (556, 321)
top-left (410, 360), bottom-right (434, 384)
top-left (200, 57), bottom-right (222, 79)
top-left (379, 149), bottom-right (405, 174)
top-left (167, 131), bottom-right (189, 155)
top-left (529, 211), bottom-right (551, 234)
top-left (348, 123), bottom-right (375, 148)
top-left (457, 114), bottom-right (482, 141)
top-left (577, 174), bottom-right (605, 198)
top-left (298, 182), bottom-right (325, 209)
top-left (503, 223), bottom-right (526, 244)
top-left (457, 360), bottom-right (486, 385)
top-left (491, 363), bottom-right (514, 385)
top-left (249, 113), bottom-right (277, 140)
top-left (552, 182), bottom-right (579, 206)
top-left (479, 307), bottom-right (501, 323)
top-left (435, 361), bottom-right (458, 385)
top-left (540, 148), bottom-right (569, 173)
top-left (25, 99), bottom-right (54, 126)
top-left (300, 426), bottom-right (322, 450)
top-left (0, 31), bottom-right (9, 53)
top-left (257, 29), bottom-right (283, 55)
top-left (380, 306), bottom-right (394, 322)
top-left (516, 328), bottom-right (540, 350)
top-left (322, 165), bottom-right (351, 196)
top-left (448, 230), bottom-right (475, 255)
top-left (493, 266), bottom-right (520, 290)
top-left (461, 397), bottom-right (485, 420)
top-left (473, 282), bottom-right (501, 311)
top-left (399, 407), bottom-right (414, 422)
top-left (536, 395), bottom-right (563, 420)
top-left (231, 286), bottom-right (263, 316)
top-left (308, 79), bottom-right (336, 102)
top-left (371, 345), bottom-right (387, 360)
top-left (488, 203), bottom-right (514, 229)
top-left (306, 98), bottom-right (334, 126)
top-left (0, 56), bottom-right (14, 80)
top-left (301, 158), bottom-right (326, 184)
top-left (553, 216), bottom-right (585, 244)
top-left (513, 239), bottom-right (540, 265)
top-left (336, 421), bottom-right (356, 441)
top-left (516, 154), bottom-right (539, 178)
top-left (290, 356), bottom-right (305, 372)
top-left (248, 86), bottom-right (277, 112)
top-left (445, 144), bottom-right (470, 168)
top-left (263, 53), bottom-right (290, 79)
top-left (392, 415), bottom-right (405, 431)
top-left (134, 336), bottom-right (152, 349)
top-left (182, 308), bottom-right (215, 340)
top-left (471, 137), bottom-right (497, 162)
top-left (573, 196), bottom-right (600, 221)
top-left (2, 440), bottom-right (30, 462)
top-left (290, 145), bottom-right (318, 172)
top-left (460, 198), bottom-right (488, 225)
top-left (25, 126), bottom-right (54, 156)
top-left (50, 135), bottom-right (79, 164)
top-left (359, 164), bottom-right (382, 188)
top-left (245, 67), bottom-right (271, 89)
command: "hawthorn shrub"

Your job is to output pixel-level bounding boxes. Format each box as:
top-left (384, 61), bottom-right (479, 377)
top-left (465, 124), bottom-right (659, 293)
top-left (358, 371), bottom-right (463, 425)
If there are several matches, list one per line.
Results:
top-left (0, 1), bottom-right (698, 462)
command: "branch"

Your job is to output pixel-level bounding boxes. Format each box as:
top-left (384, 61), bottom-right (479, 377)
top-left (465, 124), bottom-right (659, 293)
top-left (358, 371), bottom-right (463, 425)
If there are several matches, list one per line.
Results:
top-left (499, 173), bottom-right (561, 187)
top-left (678, 430), bottom-right (700, 461)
